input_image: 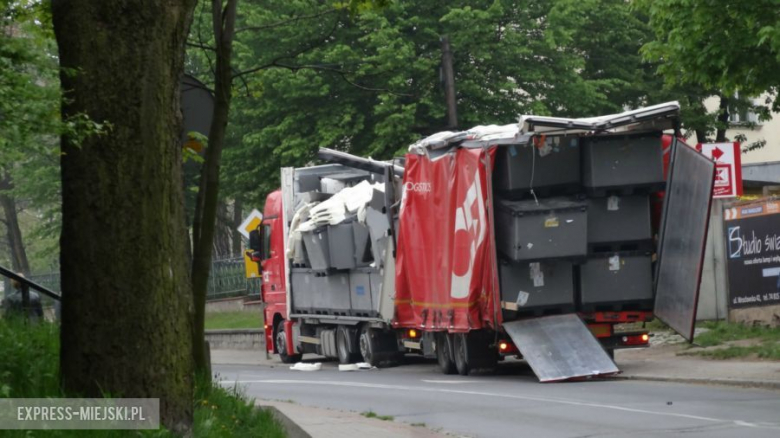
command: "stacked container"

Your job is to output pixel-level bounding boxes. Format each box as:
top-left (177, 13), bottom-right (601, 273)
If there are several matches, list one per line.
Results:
top-left (578, 132), bottom-right (663, 311)
top-left (493, 136), bottom-right (585, 317)
top-left (493, 131), bottom-right (665, 318)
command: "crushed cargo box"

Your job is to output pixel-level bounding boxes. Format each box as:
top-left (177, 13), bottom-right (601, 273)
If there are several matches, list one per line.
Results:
top-left (302, 227), bottom-right (331, 272)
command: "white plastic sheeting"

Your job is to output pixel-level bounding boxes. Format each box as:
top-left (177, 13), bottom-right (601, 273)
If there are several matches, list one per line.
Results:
top-left (286, 180), bottom-right (384, 261)
top-left (338, 362), bottom-right (374, 371)
top-left (289, 362), bottom-right (322, 371)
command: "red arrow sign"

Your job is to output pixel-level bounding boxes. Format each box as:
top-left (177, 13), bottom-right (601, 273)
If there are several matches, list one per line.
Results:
top-left (711, 146), bottom-right (724, 161)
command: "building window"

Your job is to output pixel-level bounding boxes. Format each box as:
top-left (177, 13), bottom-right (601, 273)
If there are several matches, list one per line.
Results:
top-left (728, 93), bottom-right (761, 126)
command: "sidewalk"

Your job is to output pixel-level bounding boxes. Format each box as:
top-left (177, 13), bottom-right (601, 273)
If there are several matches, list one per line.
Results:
top-left (615, 344), bottom-right (780, 390)
top-left (260, 400), bottom-right (453, 438)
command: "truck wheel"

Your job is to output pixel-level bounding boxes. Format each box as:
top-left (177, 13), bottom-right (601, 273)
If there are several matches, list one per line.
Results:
top-left (358, 324), bottom-right (378, 366)
top-left (436, 333), bottom-right (456, 375)
top-left (276, 321), bottom-right (301, 364)
top-left (453, 333), bottom-right (471, 376)
top-left (337, 326), bottom-right (359, 365)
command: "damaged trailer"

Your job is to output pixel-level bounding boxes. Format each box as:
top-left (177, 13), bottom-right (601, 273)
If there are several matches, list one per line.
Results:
top-left (245, 101), bottom-right (715, 382)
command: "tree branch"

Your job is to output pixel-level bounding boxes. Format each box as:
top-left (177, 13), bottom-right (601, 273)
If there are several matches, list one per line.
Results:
top-left (196, 0), bottom-right (216, 78)
top-left (233, 15), bottom-right (341, 79)
top-left (234, 9), bottom-right (338, 34)
top-left (186, 41), bottom-right (215, 52)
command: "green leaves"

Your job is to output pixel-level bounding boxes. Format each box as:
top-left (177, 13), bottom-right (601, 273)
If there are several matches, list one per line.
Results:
top-left (190, 0), bottom-right (717, 207)
top-left (637, 0), bottom-right (779, 110)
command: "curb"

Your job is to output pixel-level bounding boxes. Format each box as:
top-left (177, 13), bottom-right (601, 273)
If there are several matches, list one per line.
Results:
top-left (206, 328), bottom-right (264, 335)
top-left (613, 374), bottom-right (780, 391)
top-left (205, 329), bottom-right (265, 350)
top-left (259, 405), bottom-right (312, 438)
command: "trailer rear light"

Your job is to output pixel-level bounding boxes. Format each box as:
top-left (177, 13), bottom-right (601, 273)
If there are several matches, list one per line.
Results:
top-left (498, 341), bottom-right (516, 354)
top-left (621, 333), bottom-right (650, 346)
top-left (264, 324), bottom-right (269, 330)
top-left (407, 329), bottom-right (418, 339)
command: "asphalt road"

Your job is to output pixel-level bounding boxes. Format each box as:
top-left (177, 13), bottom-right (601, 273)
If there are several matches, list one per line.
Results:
top-left (215, 358), bottom-right (780, 438)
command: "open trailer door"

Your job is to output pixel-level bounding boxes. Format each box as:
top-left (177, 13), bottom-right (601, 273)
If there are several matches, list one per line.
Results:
top-left (654, 138), bottom-right (715, 342)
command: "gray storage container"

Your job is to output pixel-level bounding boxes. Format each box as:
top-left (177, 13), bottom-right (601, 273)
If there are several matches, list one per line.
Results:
top-left (587, 195), bottom-right (652, 248)
top-left (579, 253), bottom-right (653, 308)
top-left (291, 269), bottom-right (315, 312)
top-left (499, 260), bottom-right (575, 312)
top-left (296, 173), bottom-right (322, 193)
top-left (302, 220), bottom-right (361, 271)
top-left (369, 270), bottom-right (383, 314)
top-left (493, 136), bottom-right (581, 195)
top-left (312, 273), bottom-right (351, 313)
top-left (327, 222), bottom-right (356, 270)
top-left (582, 132), bottom-right (664, 191)
top-left (349, 268), bottom-right (374, 315)
top-left (352, 222), bottom-right (373, 267)
top-left (302, 228), bottom-right (330, 272)
top-left (495, 197), bottom-right (587, 261)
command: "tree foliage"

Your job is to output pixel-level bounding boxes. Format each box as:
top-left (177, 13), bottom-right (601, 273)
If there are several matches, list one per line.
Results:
top-left (208, 0), bottom-right (680, 207)
top-left (638, 0), bottom-right (779, 111)
top-left (0, 0), bottom-right (62, 271)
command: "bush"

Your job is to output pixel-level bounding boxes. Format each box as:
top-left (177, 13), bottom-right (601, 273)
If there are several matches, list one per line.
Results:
top-left (0, 316), bottom-right (60, 398)
top-left (0, 317), bottom-right (285, 437)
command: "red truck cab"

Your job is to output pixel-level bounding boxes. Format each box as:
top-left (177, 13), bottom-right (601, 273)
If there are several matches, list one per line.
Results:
top-left (254, 190), bottom-right (289, 357)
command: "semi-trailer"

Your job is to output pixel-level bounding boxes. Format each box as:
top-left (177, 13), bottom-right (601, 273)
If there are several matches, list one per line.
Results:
top-left (244, 102), bottom-right (715, 381)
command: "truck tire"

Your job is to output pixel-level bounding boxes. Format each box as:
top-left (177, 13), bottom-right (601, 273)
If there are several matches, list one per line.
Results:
top-left (358, 324), bottom-right (379, 367)
top-left (337, 326), bottom-right (359, 365)
top-left (436, 333), bottom-right (456, 375)
top-left (453, 333), bottom-right (471, 376)
top-left (276, 321), bottom-right (302, 364)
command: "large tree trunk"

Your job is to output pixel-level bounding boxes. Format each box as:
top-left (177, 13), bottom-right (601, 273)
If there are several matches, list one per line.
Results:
top-left (191, 0), bottom-right (238, 374)
top-left (52, 0), bottom-right (197, 433)
top-left (0, 173), bottom-right (30, 275)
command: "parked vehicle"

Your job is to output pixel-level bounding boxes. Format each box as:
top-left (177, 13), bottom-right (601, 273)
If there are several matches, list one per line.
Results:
top-left (244, 102), bottom-right (715, 381)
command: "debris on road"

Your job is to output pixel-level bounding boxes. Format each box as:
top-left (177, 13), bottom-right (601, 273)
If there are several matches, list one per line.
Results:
top-left (290, 362), bottom-right (322, 371)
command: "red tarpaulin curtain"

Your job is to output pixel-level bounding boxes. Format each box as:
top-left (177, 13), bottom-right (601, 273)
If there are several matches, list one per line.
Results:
top-left (394, 147), bottom-right (498, 332)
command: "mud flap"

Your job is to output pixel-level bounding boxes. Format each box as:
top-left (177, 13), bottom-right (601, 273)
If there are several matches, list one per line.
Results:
top-left (503, 314), bottom-right (619, 382)
top-left (654, 139), bottom-right (715, 342)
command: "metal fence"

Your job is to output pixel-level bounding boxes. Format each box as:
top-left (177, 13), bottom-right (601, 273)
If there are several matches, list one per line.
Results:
top-left (29, 256), bottom-right (261, 301)
top-left (207, 256), bottom-right (262, 300)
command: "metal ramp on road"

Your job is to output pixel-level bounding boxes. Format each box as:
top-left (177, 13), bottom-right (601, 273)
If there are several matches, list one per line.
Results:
top-left (503, 314), bottom-right (619, 382)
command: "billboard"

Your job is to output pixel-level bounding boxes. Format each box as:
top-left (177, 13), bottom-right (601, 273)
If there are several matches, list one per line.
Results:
top-left (724, 200), bottom-right (780, 308)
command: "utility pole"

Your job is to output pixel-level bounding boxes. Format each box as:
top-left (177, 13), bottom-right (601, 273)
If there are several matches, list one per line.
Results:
top-left (441, 36), bottom-right (458, 130)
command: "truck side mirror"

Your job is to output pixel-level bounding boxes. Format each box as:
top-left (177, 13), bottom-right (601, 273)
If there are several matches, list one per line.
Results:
top-left (248, 228), bottom-right (265, 263)
top-left (249, 229), bottom-right (262, 253)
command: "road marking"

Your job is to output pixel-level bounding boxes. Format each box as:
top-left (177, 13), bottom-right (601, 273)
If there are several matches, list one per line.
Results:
top-left (220, 378), bottom-right (780, 430)
top-left (421, 380), bottom-right (477, 384)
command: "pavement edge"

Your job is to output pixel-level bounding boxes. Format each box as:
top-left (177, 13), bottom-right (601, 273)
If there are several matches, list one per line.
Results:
top-left (258, 405), bottom-right (313, 438)
top-left (613, 374), bottom-right (780, 391)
